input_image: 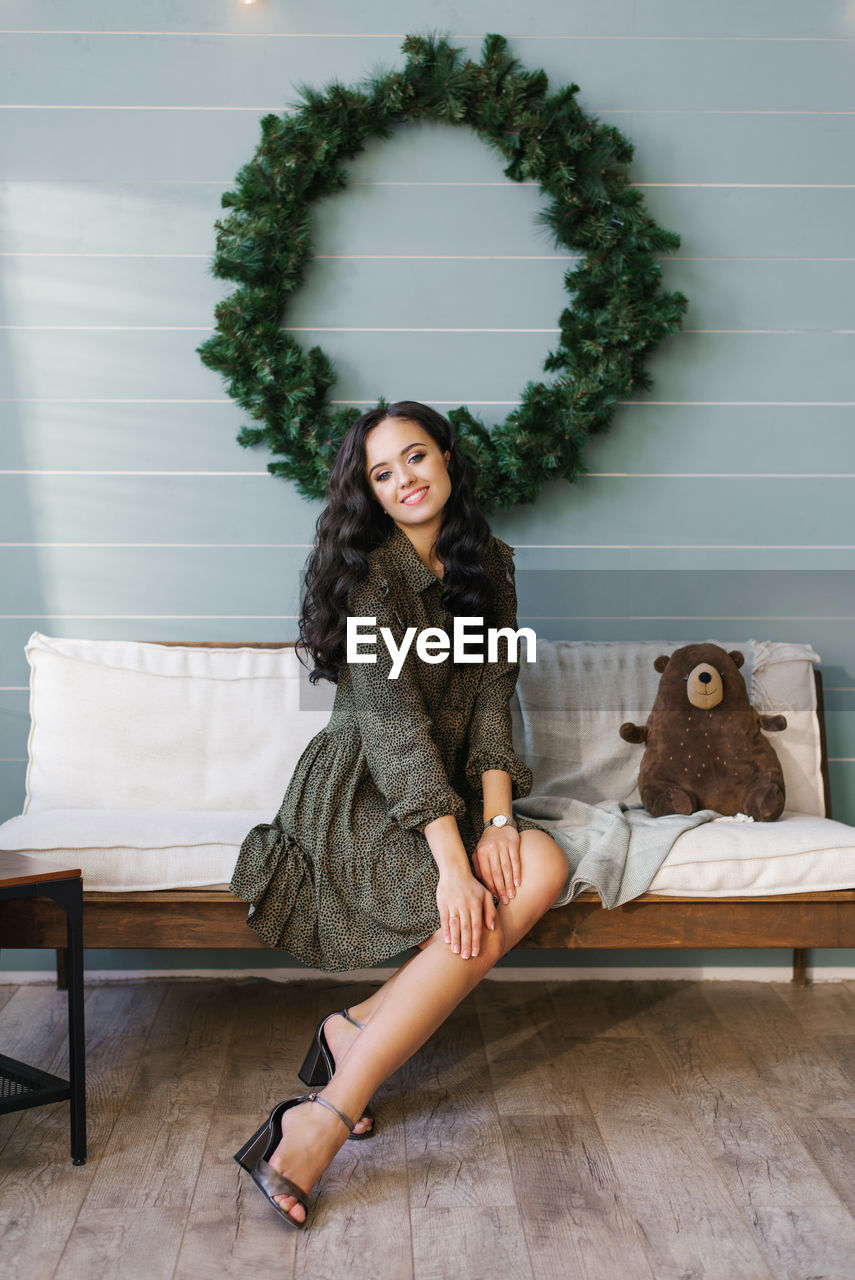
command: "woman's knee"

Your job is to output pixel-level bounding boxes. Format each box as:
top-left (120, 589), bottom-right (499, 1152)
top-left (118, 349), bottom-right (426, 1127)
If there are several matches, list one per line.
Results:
top-left (520, 831), bottom-right (568, 901)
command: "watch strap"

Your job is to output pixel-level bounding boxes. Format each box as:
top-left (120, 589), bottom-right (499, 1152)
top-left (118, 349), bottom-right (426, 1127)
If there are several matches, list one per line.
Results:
top-left (483, 814), bottom-right (518, 830)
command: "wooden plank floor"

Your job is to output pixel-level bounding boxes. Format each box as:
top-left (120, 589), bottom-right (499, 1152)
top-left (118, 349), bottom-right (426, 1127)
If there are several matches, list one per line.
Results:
top-left (2, 977), bottom-right (855, 1280)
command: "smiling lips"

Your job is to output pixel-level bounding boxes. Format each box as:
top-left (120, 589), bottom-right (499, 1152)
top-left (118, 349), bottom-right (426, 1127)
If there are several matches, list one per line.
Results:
top-left (401, 486), bottom-right (429, 505)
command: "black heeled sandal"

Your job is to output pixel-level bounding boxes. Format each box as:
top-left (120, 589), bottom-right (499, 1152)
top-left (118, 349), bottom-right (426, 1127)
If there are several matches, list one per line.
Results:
top-left (233, 1091), bottom-right (357, 1230)
top-left (298, 1007), bottom-right (377, 1140)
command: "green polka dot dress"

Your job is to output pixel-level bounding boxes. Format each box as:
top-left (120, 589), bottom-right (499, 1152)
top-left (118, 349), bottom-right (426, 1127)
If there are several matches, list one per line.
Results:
top-left (229, 521), bottom-right (548, 972)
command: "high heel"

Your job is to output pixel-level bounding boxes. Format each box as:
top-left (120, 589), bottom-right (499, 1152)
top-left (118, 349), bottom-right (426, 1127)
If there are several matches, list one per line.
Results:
top-left (297, 1008), bottom-right (377, 1140)
top-left (233, 1091), bottom-right (357, 1230)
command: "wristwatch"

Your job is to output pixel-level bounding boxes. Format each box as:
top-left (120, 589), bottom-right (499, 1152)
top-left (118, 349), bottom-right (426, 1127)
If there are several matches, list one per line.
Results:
top-left (483, 813), bottom-right (517, 830)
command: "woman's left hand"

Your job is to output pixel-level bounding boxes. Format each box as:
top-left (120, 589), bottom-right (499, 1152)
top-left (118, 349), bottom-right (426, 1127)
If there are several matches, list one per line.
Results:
top-left (471, 825), bottom-right (522, 905)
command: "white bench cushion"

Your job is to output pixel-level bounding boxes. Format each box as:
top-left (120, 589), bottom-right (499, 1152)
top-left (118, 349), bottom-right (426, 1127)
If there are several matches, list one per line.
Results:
top-left (648, 811), bottom-right (855, 897)
top-left (0, 809), bottom-right (270, 891)
top-left (0, 807), bottom-right (853, 896)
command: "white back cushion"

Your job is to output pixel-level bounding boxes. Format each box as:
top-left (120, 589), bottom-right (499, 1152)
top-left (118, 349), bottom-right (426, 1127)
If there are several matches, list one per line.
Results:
top-left (24, 633), bottom-right (331, 812)
top-left (23, 632), bottom-right (826, 819)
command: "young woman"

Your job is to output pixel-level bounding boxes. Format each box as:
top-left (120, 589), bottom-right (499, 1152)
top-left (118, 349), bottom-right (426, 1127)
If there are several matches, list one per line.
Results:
top-left (230, 400), bottom-right (569, 1227)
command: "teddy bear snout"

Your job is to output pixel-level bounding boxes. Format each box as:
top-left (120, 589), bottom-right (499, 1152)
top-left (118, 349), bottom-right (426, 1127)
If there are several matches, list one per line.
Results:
top-left (686, 662), bottom-right (723, 709)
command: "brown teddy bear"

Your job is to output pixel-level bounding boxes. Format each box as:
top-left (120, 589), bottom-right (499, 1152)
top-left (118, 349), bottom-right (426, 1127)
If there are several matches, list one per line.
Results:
top-left (619, 643), bottom-right (788, 822)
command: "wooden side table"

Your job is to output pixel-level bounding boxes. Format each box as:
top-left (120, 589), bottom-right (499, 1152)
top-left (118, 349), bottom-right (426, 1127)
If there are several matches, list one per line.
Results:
top-left (0, 852), bottom-right (86, 1164)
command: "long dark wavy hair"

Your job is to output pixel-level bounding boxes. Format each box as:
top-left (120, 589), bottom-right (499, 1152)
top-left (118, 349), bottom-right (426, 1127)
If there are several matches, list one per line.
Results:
top-left (297, 401), bottom-right (497, 683)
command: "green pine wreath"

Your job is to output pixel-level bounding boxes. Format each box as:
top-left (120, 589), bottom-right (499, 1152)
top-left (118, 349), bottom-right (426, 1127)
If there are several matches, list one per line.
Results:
top-left (197, 32), bottom-right (688, 513)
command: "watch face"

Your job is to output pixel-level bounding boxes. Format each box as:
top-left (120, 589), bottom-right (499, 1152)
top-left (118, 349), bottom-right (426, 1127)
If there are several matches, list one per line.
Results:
top-left (492, 814), bottom-right (509, 828)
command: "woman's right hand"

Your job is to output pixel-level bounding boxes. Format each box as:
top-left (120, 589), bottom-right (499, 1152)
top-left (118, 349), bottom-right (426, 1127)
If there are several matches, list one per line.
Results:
top-left (436, 867), bottom-right (496, 959)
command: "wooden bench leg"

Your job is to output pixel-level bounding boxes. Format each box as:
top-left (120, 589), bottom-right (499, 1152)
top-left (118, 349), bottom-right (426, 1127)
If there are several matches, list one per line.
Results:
top-left (56, 947), bottom-right (69, 991)
top-left (792, 948), bottom-right (808, 987)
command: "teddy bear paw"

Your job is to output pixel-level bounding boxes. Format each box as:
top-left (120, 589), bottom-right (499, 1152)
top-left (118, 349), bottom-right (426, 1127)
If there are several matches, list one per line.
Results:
top-left (742, 777), bottom-right (785, 823)
top-left (642, 785), bottom-right (698, 818)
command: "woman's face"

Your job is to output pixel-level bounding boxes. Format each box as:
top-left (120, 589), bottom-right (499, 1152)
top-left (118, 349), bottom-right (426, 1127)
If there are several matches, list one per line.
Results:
top-left (364, 416), bottom-right (452, 528)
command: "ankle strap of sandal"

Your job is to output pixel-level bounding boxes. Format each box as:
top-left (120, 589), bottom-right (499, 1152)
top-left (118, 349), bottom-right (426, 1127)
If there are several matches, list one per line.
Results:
top-left (341, 1007), bottom-right (366, 1030)
top-left (302, 1091), bottom-right (357, 1133)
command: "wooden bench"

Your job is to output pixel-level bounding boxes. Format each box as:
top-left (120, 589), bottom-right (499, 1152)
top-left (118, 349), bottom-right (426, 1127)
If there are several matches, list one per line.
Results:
top-left (1, 646), bottom-right (850, 988)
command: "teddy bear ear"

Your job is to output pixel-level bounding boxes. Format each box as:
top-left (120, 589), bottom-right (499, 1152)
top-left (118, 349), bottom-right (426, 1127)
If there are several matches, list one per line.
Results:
top-left (653, 654), bottom-right (670, 673)
top-left (728, 650), bottom-right (745, 669)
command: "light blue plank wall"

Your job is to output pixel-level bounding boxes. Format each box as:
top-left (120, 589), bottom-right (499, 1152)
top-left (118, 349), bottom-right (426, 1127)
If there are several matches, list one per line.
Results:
top-left (1, 0), bottom-right (853, 974)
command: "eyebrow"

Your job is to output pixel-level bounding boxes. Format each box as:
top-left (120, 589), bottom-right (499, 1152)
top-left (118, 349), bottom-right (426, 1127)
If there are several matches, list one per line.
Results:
top-left (368, 441), bottom-right (428, 478)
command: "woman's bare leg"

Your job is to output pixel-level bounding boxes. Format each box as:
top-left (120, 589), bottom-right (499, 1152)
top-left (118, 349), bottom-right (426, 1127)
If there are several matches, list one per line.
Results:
top-left (332, 825), bottom-right (565, 1030)
top-left (323, 827), bottom-right (564, 1127)
top-left (321, 948), bottom-right (425, 1134)
top-left (269, 830), bottom-right (567, 1221)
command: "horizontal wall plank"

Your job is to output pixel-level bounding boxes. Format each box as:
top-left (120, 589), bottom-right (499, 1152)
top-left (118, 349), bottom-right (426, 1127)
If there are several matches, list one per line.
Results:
top-left (582, 405), bottom-right (855, 476)
top-left (828, 762), bottom-right (855, 826)
top-left (498, 470), bottom-right (855, 553)
top-left (0, 108), bottom-right (262, 182)
top-left (1, 256), bottom-right (230, 327)
top-left (0, 402), bottom-right (266, 473)
top-left (0, 546), bottom-right (306, 617)
top-left (5, 551), bottom-right (855, 631)
top-left (637, 0), bottom-right (855, 39)
top-left (0, 469), bottom-right (854, 560)
top-left (824, 709), bottom-right (855, 763)
top-left (0, 181), bottom-right (224, 254)
top-left (641, 186), bottom-right (855, 261)
top-left (512, 570), bottom-right (855, 624)
top-left (1, 109), bottom-right (853, 184)
top-left (820, 687), bottom-right (855, 714)
top-left (0, 473), bottom-right (320, 542)
top-left (3, 33), bottom-right (854, 111)
top-left (0, 691), bottom-right (30, 759)
top-left (4, 0), bottom-right (850, 40)
top-left (0, 760), bottom-right (27, 823)
top-left (4, 255), bottom-right (855, 331)
top-left (3, 403), bottom-right (853, 478)
top-left (2, 329), bottom-right (853, 404)
top-left (3, 183), bottom-right (854, 262)
top-left (1, 0), bottom-right (635, 38)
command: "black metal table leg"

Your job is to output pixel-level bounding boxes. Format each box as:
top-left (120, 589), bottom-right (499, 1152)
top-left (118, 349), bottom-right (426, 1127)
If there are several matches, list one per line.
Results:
top-left (1, 861), bottom-right (87, 1165)
top-left (60, 880), bottom-right (87, 1164)
top-left (41, 878), bottom-right (87, 1164)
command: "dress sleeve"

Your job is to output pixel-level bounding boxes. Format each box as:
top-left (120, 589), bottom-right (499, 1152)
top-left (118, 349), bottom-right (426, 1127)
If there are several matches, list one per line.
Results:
top-left (345, 567), bottom-right (468, 834)
top-left (464, 541), bottom-right (534, 800)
